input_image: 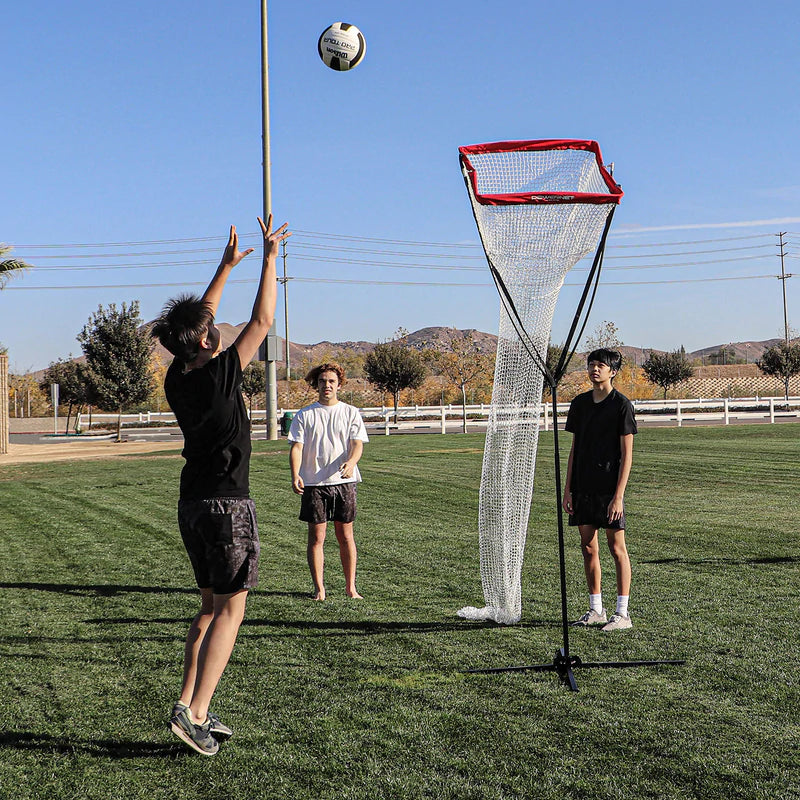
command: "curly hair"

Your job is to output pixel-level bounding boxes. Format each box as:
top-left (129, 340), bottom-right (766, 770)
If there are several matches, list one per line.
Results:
top-left (305, 361), bottom-right (347, 388)
top-left (151, 293), bottom-right (215, 363)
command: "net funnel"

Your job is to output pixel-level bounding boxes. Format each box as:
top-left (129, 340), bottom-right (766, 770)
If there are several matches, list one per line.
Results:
top-left (457, 140), bottom-right (622, 624)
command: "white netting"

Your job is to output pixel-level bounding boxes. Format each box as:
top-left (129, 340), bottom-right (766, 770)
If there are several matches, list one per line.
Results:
top-left (457, 145), bottom-right (618, 624)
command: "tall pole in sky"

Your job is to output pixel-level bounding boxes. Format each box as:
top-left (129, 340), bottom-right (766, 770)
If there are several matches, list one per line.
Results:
top-left (281, 239), bottom-right (291, 404)
top-left (261, 0), bottom-right (278, 439)
top-left (777, 232), bottom-right (792, 344)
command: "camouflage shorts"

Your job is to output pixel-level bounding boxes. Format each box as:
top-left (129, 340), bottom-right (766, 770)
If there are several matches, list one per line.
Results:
top-left (178, 497), bottom-right (260, 593)
top-left (568, 492), bottom-right (626, 532)
top-left (299, 483), bottom-right (357, 524)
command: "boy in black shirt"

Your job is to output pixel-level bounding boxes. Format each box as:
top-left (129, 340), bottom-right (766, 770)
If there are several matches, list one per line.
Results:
top-left (152, 216), bottom-right (290, 755)
top-left (562, 348), bottom-right (637, 632)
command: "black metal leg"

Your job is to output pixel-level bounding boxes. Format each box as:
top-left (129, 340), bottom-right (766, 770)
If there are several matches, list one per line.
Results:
top-left (464, 385), bottom-right (685, 691)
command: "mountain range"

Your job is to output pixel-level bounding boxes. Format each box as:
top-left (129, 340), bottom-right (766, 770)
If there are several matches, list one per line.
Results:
top-left (151, 324), bottom-right (780, 367)
top-left (29, 326), bottom-right (784, 378)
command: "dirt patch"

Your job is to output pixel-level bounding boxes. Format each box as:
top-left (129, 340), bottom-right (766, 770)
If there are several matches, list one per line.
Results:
top-left (0, 440), bottom-right (181, 465)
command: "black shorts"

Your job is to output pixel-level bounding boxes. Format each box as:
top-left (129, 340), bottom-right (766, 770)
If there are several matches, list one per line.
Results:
top-left (178, 497), bottom-right (260, 593)
top-left (568, 492), bottom-right (626, 531)
top-left (300, 483), bottom-right (357, 524)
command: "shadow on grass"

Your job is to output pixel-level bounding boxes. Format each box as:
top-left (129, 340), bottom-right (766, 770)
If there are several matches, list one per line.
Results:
top-left (0, 631), bottom-right (180, 648)
top-left (72, 615), bottom-right (550, 637)
top-left (240, 618), bottom-right (551, 637)
top-left (0, 582), bottom-right (197, 597)
top-left (0, 731), bottom-right (184, 759)
top-left (640, 556), bottom-right (799, 566)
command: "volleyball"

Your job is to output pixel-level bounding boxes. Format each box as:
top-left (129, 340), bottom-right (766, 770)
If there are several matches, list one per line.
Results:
top-left (318, 22), bottom-right (366, 71)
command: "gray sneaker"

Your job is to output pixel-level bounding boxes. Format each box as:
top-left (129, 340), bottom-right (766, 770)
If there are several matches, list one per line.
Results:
top-left (601, 613), bottom-right (633, 632)
top-left (571, 608), bottom-right (607, 627)
top-left (169, 706), bottom-right (219, 756)
top-left (172, 701), bottom-right (233, 740)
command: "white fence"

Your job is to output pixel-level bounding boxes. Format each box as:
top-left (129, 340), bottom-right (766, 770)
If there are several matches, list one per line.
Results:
top-left (78, 395), bottom-right (800, 435)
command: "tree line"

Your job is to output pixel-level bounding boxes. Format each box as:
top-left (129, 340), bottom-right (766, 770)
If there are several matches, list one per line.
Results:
top-left (14, 309), bottom-right (800, 440)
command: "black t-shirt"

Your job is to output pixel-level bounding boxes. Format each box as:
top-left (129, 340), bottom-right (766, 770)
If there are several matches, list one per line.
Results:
top-left (565, 388), bottom-right (637, 495)
top-left (164, 346), bottom-right (251, 500)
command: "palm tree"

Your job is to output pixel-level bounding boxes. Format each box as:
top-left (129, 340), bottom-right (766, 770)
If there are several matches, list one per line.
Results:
top-left (0, 243), bottom-right (30, 287)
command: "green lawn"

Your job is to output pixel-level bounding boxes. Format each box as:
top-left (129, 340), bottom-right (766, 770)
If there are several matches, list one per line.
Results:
top-left (1, 425), bottom-right (798, 799)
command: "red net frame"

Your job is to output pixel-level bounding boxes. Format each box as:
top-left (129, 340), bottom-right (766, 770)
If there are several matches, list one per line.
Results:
top-left (459, 139), bottom-right (623, 206)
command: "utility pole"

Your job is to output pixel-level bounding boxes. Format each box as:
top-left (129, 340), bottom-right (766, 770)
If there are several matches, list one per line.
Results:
top-left (777, 232), bottom-right (793, 344)
top-left (279, 238), bottom-right (291, 405)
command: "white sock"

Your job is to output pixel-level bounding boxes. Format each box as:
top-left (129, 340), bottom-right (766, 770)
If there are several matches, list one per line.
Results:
top-left (590, 593), bottom-right (603, 614)
top-left (616, 595), bottom-right (629, 617)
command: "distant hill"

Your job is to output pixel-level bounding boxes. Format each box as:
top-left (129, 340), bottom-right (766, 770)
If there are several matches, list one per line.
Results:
top-left (691, 339), bottom-right (783, 364)
top-left (31, 324), bottom-right (785, 377)
top-left (149, 324), bottom-right (498, 367)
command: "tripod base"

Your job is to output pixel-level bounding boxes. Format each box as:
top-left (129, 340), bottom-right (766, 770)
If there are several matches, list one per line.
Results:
top-left (466, 648), bottom-right (686, 691)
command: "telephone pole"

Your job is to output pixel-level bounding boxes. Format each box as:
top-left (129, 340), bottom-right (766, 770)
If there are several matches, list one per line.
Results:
top-left (777, 232), bottom-right (793, 343)
top-left (279, 239), bottom-right (291, 405)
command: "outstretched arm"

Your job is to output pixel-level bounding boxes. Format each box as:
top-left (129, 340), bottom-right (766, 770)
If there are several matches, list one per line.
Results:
top-left (202, 225), bottom-right (254, 317)
top-left (234, 215), bottom-right (291, 370)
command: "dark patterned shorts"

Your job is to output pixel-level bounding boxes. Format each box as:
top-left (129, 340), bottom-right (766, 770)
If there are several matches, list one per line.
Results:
top-left (568, 492), bottom-right (626, 531)
top-left (178, 497), bottom-right (260, 593)
top-left (299, 483), bottom-right (357, 524)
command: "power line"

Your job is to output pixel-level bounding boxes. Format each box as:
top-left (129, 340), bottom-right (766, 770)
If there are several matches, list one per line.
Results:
top-left (17, 238), bottom-right (773, 267)
top-left (12, 229), bottom-right (778, 253)
top-left (2, 273), bottom-right (783, 291)
top-left (21, 251), bottom-right (775, 274)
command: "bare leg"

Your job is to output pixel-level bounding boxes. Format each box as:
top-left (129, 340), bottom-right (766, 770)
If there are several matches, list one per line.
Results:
top-left (179, 587), bottom-right (214, 706)
top-left (578, 525), bottom-right (602, 595)
top-left (189, 589), bottom-right (249, 725)
top-left (307, 522), bottom-right (327, 600)
top-left (606, 528), bottom-right (631, 597)
top-left (334, 520), bottom-right (362, 598)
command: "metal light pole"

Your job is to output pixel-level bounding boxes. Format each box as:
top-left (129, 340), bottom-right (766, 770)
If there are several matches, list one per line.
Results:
top-left (261, 0), bottom-right (278, 439)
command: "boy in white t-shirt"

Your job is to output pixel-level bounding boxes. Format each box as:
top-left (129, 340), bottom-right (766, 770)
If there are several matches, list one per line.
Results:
top-left (288, 362), bottom-right (369, 600)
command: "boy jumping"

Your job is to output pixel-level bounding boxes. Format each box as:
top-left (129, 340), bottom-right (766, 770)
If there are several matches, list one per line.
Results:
top-left (152, 216), bottom-right (290, 755)
top-left (562, 348), bottom-right (638, 632)
top-left (288, 363), bottom-right (369, 600)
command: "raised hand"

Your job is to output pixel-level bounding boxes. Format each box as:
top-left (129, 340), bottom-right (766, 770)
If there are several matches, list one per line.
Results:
top-left (220, 225), bottom-right (255, 269)
top-left (258, 214), bottom-right (292, 259)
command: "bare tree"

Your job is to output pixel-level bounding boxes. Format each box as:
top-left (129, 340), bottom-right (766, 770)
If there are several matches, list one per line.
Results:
top-left (427, 328), bottom-right (493, 433)
top-left (584, 320), bottom-right (623, 351)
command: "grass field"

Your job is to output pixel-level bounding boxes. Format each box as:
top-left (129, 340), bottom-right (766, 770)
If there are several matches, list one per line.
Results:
top-left (0, 424), bottom-right (798, 800)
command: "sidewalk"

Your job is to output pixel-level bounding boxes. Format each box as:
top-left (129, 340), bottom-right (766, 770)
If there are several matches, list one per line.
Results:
top-left (1, 441), bottom-right (179, 465)
top-left (2, 418), bottom-right (180, 465)
top-left (8, 417), bottom-right (56, 434)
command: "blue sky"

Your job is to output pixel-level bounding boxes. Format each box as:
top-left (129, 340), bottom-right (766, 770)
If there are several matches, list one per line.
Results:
top-left (2, 0), bottom-right (799, 372)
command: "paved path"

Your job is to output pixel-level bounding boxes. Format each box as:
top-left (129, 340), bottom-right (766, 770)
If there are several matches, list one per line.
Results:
top-left (1, 440), bottom-right (180, 465)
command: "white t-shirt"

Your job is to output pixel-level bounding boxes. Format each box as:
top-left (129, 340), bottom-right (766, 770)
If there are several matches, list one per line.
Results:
top-left (287, 401), bottom-right (369, 486)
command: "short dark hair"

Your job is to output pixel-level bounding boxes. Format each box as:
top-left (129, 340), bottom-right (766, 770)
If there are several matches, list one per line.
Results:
top-left (151, 293), bottom-right (215, 363)
top-left (305, 362), bottom-right (347, 388)
top-left (587, 348), bottom-right (623, 373)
